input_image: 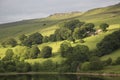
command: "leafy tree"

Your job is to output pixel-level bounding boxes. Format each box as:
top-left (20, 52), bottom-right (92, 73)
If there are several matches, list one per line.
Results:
top-left (22, 38), bottom-right (32, 47)
top-left (2, 49), bottom-right (14, 61)
top-left (7, 64), bottom-right (16, 72)
top-left (29, 32), bottom-right (43, 45)
top-left (19, 34), bottom-right (27, 44)
top-left (73, 27), bottom-right (85, 39)
top-left (100, 23), bottom-right (109, 31)
top-left (89, 56), bottom-right (104, 70)
top-left (49, 34), bottom-right (56, 42)
top-left (42, 36), bottom-right (49, 43)
top-left (30, 46), bottom-right (40, 59)
top-left (41, 46), bottom-right (52, 58)
top-left (67, 36), bottom-right (75, 43)
top-left (60, 42), bottom-right (72, 57)
top-left (84, 23), bottom-right (95, 32)
top-left (16, 61), bottom-right (31, 72)
top-left (31, 63), bottom-right (40, 71)
top-left (42, 60), bottom-right (56, 71)
top-left (1, 38), bottom-right (17, 47)
top-left (104, 58), bottom-right (112, 66)
top-left (22, 32), bottom-right (43, 47)
top-left (0, 61), bottom-right (5, 72)
top-left (70, 61), bottom-right (79, 72)
top-left (97, 30), bottom-right (120, 56)
top-left (81, 62), bottom-right (90, 71)
top-left (115, 57), bottom-right (120, 65)
top-left (70, 45), bottom-right (89, 62)
top-left (60, 45), bottom-right (89, 72)
top-left (23, 47), bottom-right (31, 59)
top-left (55, 28), bottom-right (72, 40)
top-left (63, 19), bottom-right (81, 31)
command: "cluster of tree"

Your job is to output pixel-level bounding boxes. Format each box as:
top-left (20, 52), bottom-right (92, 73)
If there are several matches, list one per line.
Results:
top-left (81, 56), bottom-right (120, 71)
top-left (0, 49), bottom-right (58, 72)
top-left (97, 30), bottom-right (120, 56)
top-left (2, 45), bottom-right (52, 60)
top-left (47, 20), bottom-right (96, 43)
top-left (81, 56), bottom-right (104, 71)
top-left (0, 60), bottom-right (58, 73)
top-left (19, 32), bottom-right (43, 47)
top-left (1, 38), bottom-right (17, 47)
top-left (1, 20), bottom-right (109, 48)
top-left (23, 46), bottom-right (52, 59)
top-left (58, 41), bottom-right (90, 72)
top-left (1, 32), bottom-right (43, 47)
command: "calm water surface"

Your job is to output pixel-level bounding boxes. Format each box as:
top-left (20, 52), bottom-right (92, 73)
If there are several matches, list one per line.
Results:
top-left (0, 74), bottom-right (120, 80)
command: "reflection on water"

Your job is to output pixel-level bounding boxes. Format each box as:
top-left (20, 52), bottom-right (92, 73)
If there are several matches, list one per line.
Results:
top-left (0, 74), bottom-right (120, 80)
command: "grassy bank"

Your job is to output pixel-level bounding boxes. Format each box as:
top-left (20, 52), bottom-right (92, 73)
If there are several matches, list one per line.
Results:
top-left (0, 72), bottom-right (120, 77)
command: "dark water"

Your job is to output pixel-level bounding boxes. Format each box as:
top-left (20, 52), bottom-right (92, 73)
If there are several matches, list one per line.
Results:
top-left (0, 74), bottom-right (120, 80)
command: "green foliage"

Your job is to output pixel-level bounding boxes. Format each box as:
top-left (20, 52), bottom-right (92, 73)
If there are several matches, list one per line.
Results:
top-left (42, 60), bottom-right (56, 71)
top-left (89, 56), bottom-right (104, 70)
top-left (84, 23), bottom-right (95, 32)
top-left (19, 34), bottom-right (27, 45)
top-left (29, 32), bottom-right (43, 44)
top-left (49, 34), bottom-right (56, 42)
top-left (59, 44), bottom-right (90, 72)
top-left (0, 60), bottom-right (5, 72)
top-left (104, 57), bottom-right (112, 66)
top-left (2, 49), bottom-right (14, 61)
top-left (73, 27), bottom-right (85, 39)
top-left (41, 46), bottom-right (52, 58)
top-left (22, 32), bottom-right (43, 47)
top-left (63, 19), bottom-right (81, 31)
top-left (70, 61), bottom-right (79, 72)
top-left (42, 36), bottom-right (49, 43)
top-left (60, 42), bottom-right (72, 57)
top-left (16, 61), bottom-right (31, 72)
top-left (1, 38), bottom-right (17, 47)
top-left (70, 45), bottom-right (89, 62)
top-left (55, 27), bottom-right (72, 40)
top-left (30, 46), bottom-right (40, 59)
top-left (81, 62), bottom-right (90, 71)
top-left (22, 47), bottom-right (31, 59)
top-left (100, 23), bottom-right (109, 31)
top-left (31, 62), bottom-right (40, 71)
top-left (97, 30), bottom-right (120, 56)
top-left (115, 57), bottom-right (120, 65)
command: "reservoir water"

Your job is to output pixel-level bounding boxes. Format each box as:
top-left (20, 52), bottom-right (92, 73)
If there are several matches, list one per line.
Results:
top-left (0, 74), bottom-right (120, 80)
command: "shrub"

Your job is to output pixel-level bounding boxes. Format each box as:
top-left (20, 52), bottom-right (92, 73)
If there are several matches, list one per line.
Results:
top-left (81, 62), bottom-right (90, 71)
top-left (41, 46), bottom-right (52, 58)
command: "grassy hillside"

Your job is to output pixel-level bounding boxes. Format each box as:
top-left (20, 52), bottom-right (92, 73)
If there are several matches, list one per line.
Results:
top-left (0, 3), bottom-right (120, 66)
top-left (0, 3), bottom-right (120, 41)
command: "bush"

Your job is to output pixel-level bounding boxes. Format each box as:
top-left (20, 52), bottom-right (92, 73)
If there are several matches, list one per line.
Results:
top-left (60, 42), bottom-right (72, 57)
top-left (42, 36), bottom-right (49, 43)
top-left (89, 56), bottom-right (104, 70)
top-left (100, 23), bottom-right (109, 31)
top-left (81, 62), bottom-right (90, 71)
top-left (30, 46), bottom-right (40, 59)
top-left (104, 58), bottom-right (112, 66)
top-left (115, 57), bottom-right (120, 65)
top-left (22, 32), bottom-right (43, 47)
top-left (1, 38), bottom-right (17, 47)
top-left (2, 49), bottom-right (14, 61)
top-left (41, 46), bottom-right (52, 58)
top-left (16, 61), bottom-right (31, 72)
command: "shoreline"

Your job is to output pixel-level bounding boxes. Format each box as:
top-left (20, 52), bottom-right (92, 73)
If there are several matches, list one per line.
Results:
top-left (0, 72), bottom-right (120, 77)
